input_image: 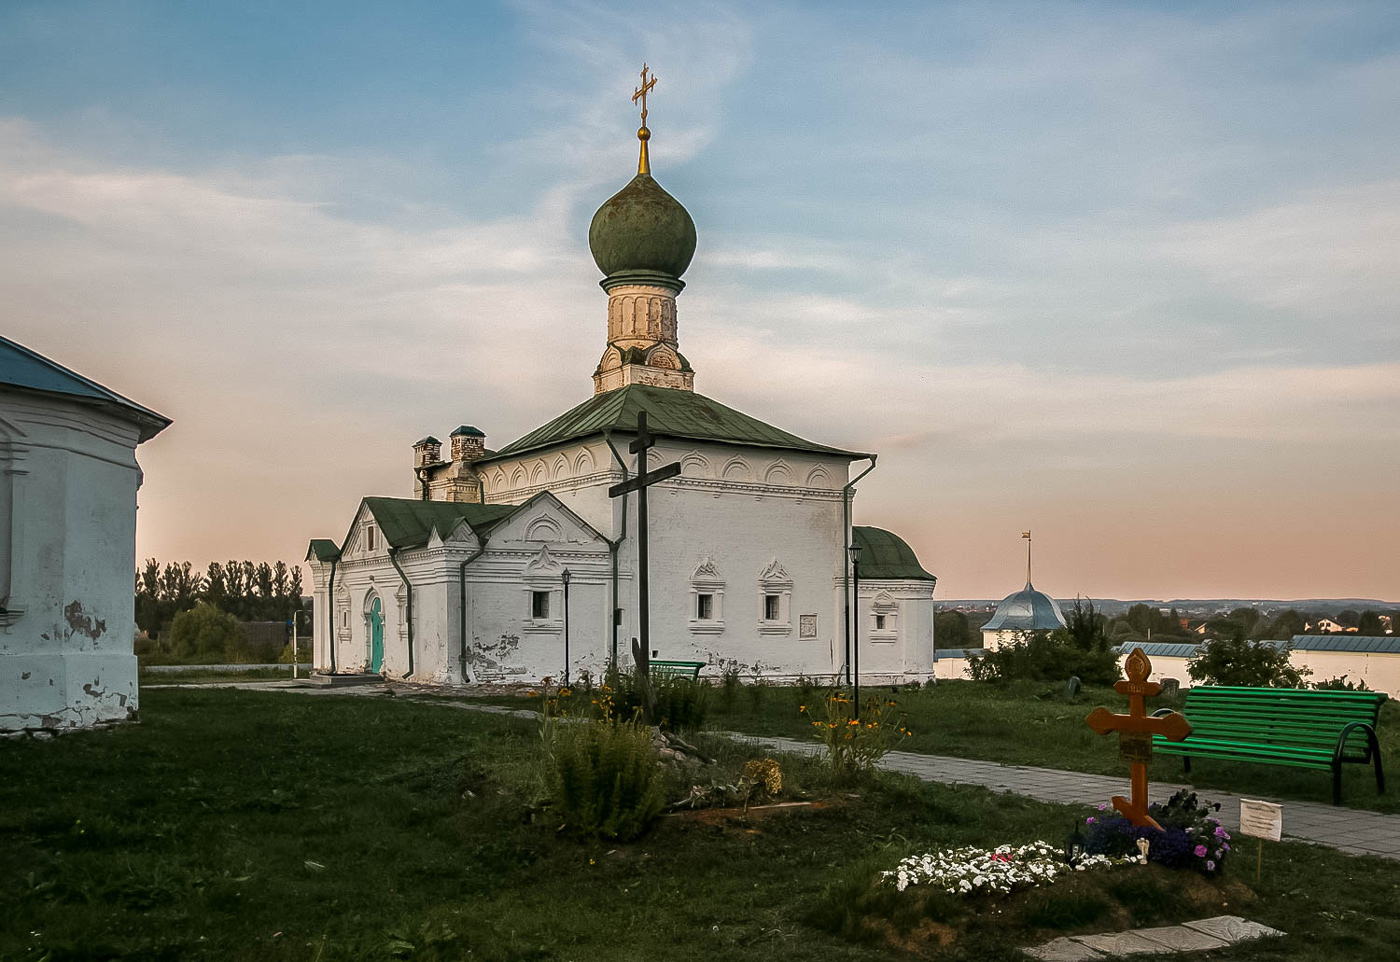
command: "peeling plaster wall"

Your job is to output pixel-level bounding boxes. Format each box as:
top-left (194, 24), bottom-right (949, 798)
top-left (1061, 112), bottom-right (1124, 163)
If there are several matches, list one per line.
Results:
top-left (0, 391), bottom-right (145, 731)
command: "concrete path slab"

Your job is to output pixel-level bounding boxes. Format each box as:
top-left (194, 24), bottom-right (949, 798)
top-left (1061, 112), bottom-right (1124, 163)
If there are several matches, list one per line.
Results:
top-left (1024, 916), bottom-right (1283, 958)
top-left (730, 732), bottom-right (1400, 862)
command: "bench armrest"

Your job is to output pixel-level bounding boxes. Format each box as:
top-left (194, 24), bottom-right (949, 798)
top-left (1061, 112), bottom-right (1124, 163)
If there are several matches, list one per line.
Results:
top-left (1335, 720), bottom-right (1380, 763)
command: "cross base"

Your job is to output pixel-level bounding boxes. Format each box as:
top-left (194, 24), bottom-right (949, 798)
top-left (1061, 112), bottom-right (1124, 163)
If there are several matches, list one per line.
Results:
top-left (1112, 759), bottom-right (1163, 830)
top-left (1111, 795), bottom-right (1163, 831)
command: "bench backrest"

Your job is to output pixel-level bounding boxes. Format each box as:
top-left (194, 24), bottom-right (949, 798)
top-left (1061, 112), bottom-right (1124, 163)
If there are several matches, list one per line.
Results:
top-left (649, 659), bottom-right (705, 681)
top-left (1172, 686), bottom-right (1386, 755)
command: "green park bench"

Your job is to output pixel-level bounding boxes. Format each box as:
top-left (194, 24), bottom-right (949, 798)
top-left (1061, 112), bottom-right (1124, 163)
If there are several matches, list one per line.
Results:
top-left (648, 659), bottom-right (706, 682)
top-left (1151, 685), bottom-right (1388, 805)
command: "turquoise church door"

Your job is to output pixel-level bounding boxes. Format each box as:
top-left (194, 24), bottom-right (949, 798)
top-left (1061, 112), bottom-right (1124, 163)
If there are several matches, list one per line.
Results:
top-left (369, 598), bottom-right (384, 673)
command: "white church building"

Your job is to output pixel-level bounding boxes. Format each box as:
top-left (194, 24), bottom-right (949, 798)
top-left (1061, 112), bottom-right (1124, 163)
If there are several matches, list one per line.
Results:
top-left (0, 336), bottom-right (170, 730)
top-left (306, 96), bottom-right (937, 685)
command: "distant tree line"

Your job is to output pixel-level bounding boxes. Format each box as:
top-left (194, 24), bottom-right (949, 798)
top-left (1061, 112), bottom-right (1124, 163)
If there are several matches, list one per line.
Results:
top-left (135, 559), bottom-right (304, 636)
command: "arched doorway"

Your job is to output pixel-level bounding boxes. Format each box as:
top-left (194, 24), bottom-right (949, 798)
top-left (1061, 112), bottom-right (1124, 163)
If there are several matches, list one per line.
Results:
top-left (369, 597), bottom-right (384, 673)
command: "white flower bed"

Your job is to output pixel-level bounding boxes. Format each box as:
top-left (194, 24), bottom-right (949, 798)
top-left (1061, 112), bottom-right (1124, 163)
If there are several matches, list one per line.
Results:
top-left (883, 841), bottom-right (1144, 896)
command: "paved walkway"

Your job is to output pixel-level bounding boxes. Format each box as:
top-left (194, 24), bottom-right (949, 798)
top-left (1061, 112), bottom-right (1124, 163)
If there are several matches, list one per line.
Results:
top-left (732, 732), bottom-right (1400, 862)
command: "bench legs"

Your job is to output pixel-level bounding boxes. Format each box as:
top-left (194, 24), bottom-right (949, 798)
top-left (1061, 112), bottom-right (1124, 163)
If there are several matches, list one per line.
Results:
top-left (1182, 756), bottom-right (1191, 775)
top-left (1333, 722), bottom-right (1387, 805)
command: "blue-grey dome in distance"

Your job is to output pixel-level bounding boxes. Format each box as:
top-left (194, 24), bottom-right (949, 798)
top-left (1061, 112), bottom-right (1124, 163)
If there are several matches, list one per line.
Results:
top-left (982, 583), bottom-right (1067, 633)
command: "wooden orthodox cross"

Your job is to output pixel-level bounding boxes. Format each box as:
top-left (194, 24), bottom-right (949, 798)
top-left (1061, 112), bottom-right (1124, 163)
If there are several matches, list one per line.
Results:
top-left (1086, 647), bottom-right (1193, 830)
top-left (607, 410), bottom-right (681, 683)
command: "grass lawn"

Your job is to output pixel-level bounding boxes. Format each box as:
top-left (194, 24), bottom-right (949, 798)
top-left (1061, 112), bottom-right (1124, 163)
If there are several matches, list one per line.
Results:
top-left (3, 688), bottom-right (1400, 961)
top-left (139, 667), bottom-right (298, 685)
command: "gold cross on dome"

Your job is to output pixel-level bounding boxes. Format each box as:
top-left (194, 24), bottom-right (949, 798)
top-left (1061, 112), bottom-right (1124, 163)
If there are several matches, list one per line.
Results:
top-left (631, 64), bottom-right (658, 176)
top-left (633, 63), bottom-right (657, 124)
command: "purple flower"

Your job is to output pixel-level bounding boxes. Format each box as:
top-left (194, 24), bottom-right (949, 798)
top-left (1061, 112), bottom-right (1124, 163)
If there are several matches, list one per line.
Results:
top-left (1194, 845), bottom-right (1208, 858)
top-left (1086, 817), bottom-right (1096, 824)
top-left (1214, 826), bottom-right (1227, 838)
top-left (1206, 860), bottom-right (1216, 871)
top-left (1223, 843), bottom-right (1230, 851)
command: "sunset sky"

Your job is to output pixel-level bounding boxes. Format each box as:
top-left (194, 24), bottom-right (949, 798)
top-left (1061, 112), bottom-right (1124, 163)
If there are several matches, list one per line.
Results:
top-left (2, 1), bottom-right (1397, 601)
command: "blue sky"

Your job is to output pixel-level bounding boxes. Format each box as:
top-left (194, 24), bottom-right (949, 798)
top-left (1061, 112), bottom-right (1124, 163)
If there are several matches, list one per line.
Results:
top-left (2, 1), bottom-right (1397, 598)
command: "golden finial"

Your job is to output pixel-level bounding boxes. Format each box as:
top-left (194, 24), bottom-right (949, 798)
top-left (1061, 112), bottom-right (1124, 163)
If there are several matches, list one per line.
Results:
top-left (632, 63), bottom-right (658, 175)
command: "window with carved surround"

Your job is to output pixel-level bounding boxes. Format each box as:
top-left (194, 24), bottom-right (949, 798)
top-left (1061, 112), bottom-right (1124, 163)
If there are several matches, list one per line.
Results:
top-left (522, 545), bottom-right (564, 633)
top-left (757, 559), bottom-right (793, 635)
top-left (689, 557), bottom-right (725, 635)
top-left (869, 590), bottom-right (898, 643)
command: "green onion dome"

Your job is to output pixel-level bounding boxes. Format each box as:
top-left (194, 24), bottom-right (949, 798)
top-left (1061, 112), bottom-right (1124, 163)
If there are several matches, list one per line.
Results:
top-left (588, 172), bottom-right (697, 290)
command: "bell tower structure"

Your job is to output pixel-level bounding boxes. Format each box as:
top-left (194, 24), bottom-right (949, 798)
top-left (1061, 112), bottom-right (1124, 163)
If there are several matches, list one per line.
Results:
top-left (587, 64), bottom-right (698, 395)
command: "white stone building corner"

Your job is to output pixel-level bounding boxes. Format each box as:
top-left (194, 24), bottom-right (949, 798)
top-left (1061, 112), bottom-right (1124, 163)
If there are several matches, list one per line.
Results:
top-left (0, 335), bottom-right (170, 732)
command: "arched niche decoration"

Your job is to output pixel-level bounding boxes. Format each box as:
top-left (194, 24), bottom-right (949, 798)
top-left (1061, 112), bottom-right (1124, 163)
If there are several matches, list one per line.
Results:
top-left (680, 451), bottom-right (710, 478)
top-left (524, 515), bottom-right (564, 543)
top-left (574, 448), bottom-right (597, 476)
top-left (721, 457), bottom-right (752, 482)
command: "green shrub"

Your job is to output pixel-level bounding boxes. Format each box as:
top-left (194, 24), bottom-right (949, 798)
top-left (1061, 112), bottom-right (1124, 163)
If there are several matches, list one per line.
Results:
top-left (545, 719), bottom-right (664, 840)
top-left (596, 668), bottom-right (710, 731)
top-left (720, 659), bottom-right (742, 710)
top-left (168, 603), bottom-right (246, 662)
top-left (803, 692), bottom-right (910, 781)
top-left (277, 640), bottom-right (311, 664)
top-left (1314, 675), bottom-right (1370, 691)
top-left (967, 630), bottom-right (1120, 686)
top-left (1187, 637), bottom-right (1310, 688)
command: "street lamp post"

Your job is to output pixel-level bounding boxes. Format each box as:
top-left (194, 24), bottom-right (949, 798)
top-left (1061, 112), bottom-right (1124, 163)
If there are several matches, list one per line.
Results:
top-left (561, 568), bottom-right (572, 686)
top-left (849, 542), bottom-right (863, 718)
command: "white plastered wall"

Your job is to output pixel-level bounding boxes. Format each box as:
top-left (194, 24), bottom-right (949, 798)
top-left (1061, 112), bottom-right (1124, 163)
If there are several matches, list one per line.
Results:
top-left (481, 437), bottom-right (936, 681)
top-left (0, 391), bottom-right (147, 730)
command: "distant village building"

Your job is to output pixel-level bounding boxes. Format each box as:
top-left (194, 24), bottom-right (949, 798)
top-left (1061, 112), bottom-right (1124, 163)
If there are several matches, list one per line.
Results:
top-left (306, 87), bottom-right (937, 685)
top-left (979, 532), bottom-right (1067, 650)
top-left (0, 336), bottom-right (170, 731)
top-left (1307, 618), bottom-right (1354, 634)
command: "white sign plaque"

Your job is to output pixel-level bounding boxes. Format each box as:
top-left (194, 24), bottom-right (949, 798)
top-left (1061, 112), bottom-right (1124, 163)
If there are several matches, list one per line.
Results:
top-left (1239, 798), bottom-right (1282, 842)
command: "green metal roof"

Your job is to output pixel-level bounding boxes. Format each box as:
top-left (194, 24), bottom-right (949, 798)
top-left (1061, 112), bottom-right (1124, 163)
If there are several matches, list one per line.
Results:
top-left (487, 384), bottom-right (866, 461)
top-left (0, 335), bottom-right (171, 442)
top-left (1288, 635), bottom-right (1400, 654)
top-left (305, 539), bottom-right (341, 563)
top-left (1112, 642), bottom-right (1200, 659)
top-left (852, 526), bottom-right (937, 582)
top-left (362, 498), bottom-right (518, 550)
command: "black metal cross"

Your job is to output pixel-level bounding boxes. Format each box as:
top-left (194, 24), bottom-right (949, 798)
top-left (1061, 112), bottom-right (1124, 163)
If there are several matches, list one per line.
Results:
top-left (607, 410), bottom-right (681, 681)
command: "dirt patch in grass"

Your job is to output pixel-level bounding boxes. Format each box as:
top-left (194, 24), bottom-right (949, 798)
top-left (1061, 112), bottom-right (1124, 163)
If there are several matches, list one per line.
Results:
top-left (660, 799), bottom-right (833, 826)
